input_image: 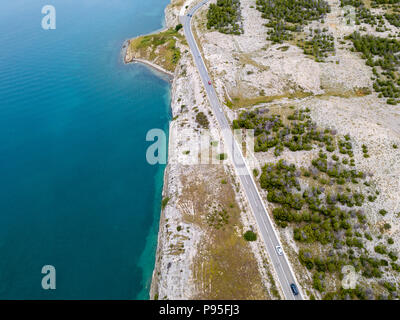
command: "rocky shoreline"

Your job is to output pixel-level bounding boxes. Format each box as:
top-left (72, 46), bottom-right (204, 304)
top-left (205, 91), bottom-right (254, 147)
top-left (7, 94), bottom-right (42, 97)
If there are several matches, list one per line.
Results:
top-left (124, 1), bottom-right (205, 299)
top-left (123, 0), bottom-right (279, 300)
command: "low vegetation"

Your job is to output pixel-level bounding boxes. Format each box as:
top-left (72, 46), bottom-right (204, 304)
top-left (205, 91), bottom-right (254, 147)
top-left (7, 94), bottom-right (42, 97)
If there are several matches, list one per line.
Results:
top-left (385, 13), bottom-right (400, 27)
top-left (299, 29), bottom-right (335, 62)
top-left (244, 230), bottom-right (257, 241)
top-left (195, 111), bottom-right (210, 129)
top-left (218, 153), bottom-right (228, 160)
top-left (180, 168), bottom-right (268, 299)
top-left (128, 28), bottom-right (184, 72)
top-left (227, 91), bottom-right (312, 109)
top-left (161, 197), bottom-right (170, 210)
top-left (346, 32), bottom-right (400, 104)
top-left (341, 0), bottom-right (399, 31)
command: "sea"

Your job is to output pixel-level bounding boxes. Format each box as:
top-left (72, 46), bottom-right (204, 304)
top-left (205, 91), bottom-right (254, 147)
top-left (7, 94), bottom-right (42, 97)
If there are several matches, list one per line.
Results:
top-left (0, 0), bottom-right (171, 299)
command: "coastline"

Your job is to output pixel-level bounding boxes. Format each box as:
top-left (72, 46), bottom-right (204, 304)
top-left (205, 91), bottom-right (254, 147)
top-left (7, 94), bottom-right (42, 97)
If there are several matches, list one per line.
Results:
top-left (125, 0), bottom-right (280, 300)
top-left (127, 57), bottom-right (174, 79)
top-left (122, 39), bottom-right (174, 79)
top-left (121, 2), bottom-right (181, 300)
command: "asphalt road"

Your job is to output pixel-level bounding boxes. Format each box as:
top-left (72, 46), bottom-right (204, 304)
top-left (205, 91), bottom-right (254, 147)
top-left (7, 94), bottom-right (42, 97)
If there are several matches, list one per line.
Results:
top-left (180, 0), bottom-right (303, 300)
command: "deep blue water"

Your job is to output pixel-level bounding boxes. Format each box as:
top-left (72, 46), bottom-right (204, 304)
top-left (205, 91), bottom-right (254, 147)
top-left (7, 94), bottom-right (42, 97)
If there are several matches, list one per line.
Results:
top-left (0, 0), bottom-right (171, 299)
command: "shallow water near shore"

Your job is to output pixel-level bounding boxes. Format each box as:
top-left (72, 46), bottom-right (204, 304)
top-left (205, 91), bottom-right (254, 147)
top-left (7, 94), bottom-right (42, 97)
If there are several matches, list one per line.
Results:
top-left (0, 0), bottom-right (170, 299)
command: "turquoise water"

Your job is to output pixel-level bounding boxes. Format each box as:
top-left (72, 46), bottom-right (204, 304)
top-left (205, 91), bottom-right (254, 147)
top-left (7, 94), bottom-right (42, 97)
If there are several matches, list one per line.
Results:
top-left (0, 0), bottom-right (171, 299)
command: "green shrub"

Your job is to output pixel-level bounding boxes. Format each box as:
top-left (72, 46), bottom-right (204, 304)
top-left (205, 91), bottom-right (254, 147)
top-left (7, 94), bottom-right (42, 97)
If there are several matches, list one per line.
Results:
top-left (391, 262), bottom-right (400, 272)
top-left (379, 209), bottom-right (387, 216)
top-left (388, 251), bottom-right (398, 261)
top-left (195, 111), bottom-right (210, 129)
top-left (253, 168), bottom-right (259, 177)
top-left (217, 153), bottom-right (228, 160)
top-left (365, 233), bottom-right (373, 241)
top-left (244, 230), bottom-right (257, 241)
top-left (374, 245), bottom-right (387, 255)
top-left (161, 197), bottom-right (170, 210)
top-left (383, 282), bottom-right (396, 292)
top-left (313, 272), bottom-right (325, 292)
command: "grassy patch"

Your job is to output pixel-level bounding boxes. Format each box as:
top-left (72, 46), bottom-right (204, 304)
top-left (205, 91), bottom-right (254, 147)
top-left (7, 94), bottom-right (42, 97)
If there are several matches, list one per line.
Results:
top-left (278, 45), bottom-right (290, 52)
top-left (128, 28), bottom-right (184, 72)
top-left (244, 230), bottom-right (258, 241)
top-left (161, 197), bottom-right (170, 210)
top-left (228, 91), bottom-right (312, 109)
top-left (170, 0), bottom-right (185, 9)
top-left (180, 166), bottom-right (268, 299)
top-left (318, 87), bottom-right (371, 99)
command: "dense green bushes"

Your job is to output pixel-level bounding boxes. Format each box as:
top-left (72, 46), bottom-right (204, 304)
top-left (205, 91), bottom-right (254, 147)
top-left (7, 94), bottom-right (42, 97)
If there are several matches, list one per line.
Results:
top-left (256, 0), bottom-right (330, 43)
top-left (384, 13), bottom-right (400, 27)
top-left (234, 108), bottom-right (342, 156)
top-left (341, 0), bottom-right (393, 32)
top-left (207, 0), bottom-right (243, 35)
top-left (372, 0), bottom-right (400, 5)
top-left (243, 230), bottom-right (257, 241)
top-left (233, 107), bottom-right (399, 299)
top-left (340, 0), bottom-right (363, 7)
top-left (256, 0), bottom-right (330, 24)
top-left (300, 30), bottom-right (335, 62)
top-left (347, 32), bottom-right (400, 104)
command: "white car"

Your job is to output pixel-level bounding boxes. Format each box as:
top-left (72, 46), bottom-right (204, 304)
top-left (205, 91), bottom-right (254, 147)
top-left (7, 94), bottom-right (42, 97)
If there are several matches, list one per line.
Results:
top-left (276, 245), bottom-right (283, 256)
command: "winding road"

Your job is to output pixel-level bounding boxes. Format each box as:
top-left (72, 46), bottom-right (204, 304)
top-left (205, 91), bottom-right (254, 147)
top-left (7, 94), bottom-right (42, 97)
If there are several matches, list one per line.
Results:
top-left (180, 0), bottom-right (303, 300)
